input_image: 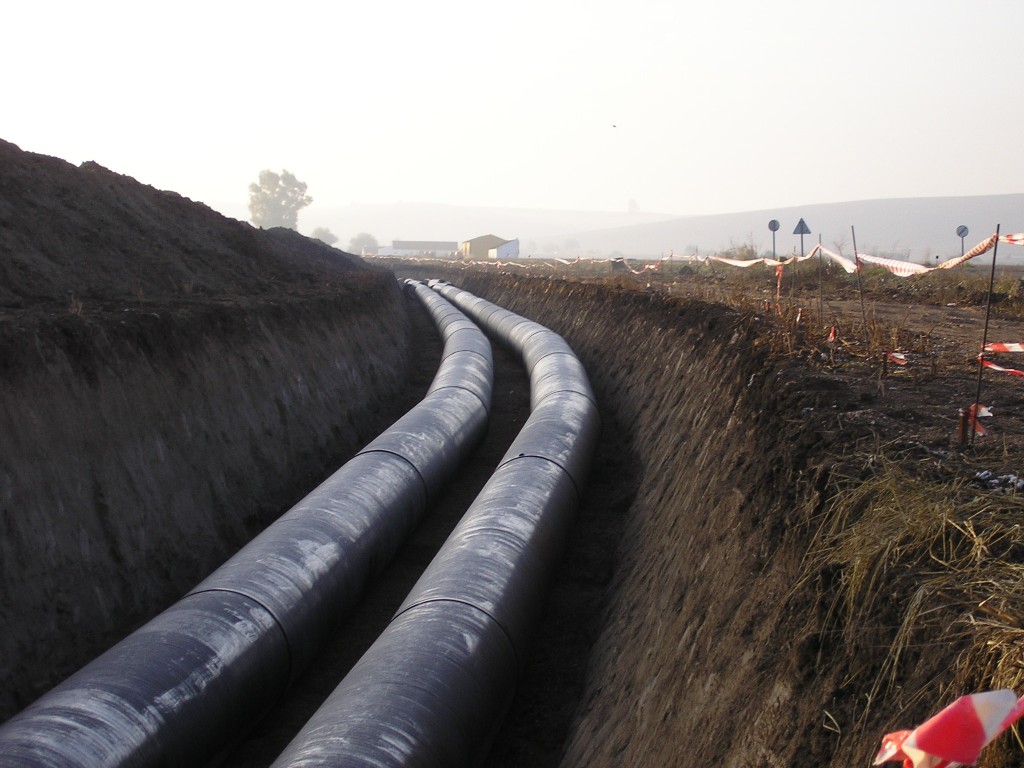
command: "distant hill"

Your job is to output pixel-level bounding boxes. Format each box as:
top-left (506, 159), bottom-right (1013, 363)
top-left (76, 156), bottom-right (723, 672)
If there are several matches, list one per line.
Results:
top-left (208, 194), bottom-right (1024, 264)
top-left (209, 200), bottom-right (677, 254)
top-left (555, 194), bottom-right (1024, 263)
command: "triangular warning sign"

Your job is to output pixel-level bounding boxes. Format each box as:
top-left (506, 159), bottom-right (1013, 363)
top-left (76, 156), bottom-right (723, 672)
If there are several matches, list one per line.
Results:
top-left (793, 218), bottom-right (811, 235)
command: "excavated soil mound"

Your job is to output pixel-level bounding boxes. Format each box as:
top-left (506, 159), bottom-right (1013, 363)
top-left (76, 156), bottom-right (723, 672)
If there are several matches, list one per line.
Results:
top-left (0, 138), bottom-right (367, 309)
top-left (0, 140), bottom-right (416, 718)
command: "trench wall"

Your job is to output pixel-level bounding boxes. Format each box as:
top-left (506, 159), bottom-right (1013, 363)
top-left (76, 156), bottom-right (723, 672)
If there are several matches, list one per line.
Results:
top-left (440, 272), bottom-right (847, 767)
top-left (0, 277), bottom-right (412, 719)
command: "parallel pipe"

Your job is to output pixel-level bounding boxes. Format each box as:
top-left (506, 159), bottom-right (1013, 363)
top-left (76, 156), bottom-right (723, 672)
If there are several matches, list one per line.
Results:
top-left (271, 281), bottom-right (600, 767)
top-left (0, 281), bottom-right (492, 767)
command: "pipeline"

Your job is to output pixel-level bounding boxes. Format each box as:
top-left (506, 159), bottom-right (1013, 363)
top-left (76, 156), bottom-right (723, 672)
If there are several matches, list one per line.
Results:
top-left (271, 281), bottom-right (600, 767)
top-left (0, 282), bottom-right (493, 767)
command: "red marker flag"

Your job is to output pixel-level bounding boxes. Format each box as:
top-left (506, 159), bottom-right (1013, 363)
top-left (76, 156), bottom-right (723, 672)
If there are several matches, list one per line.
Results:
top-left (968, 404), bottom-right (993, 436)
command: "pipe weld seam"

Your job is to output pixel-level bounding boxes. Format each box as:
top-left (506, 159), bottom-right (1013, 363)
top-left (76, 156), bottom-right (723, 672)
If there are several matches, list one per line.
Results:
top-left (185, 587), bottom-right (295, 685)
top-left (392, 597), bottom-right (521, 670)
top-left (439, 347), bottom-right (492, 366)
top-left (497, 452), bottom-right (582, 502)
top-left (426, 383), bottom-right (491, 412)
top-left (355, 448), bottom-right (431, 504)
top-left (534, 386), bottom-right (600, 411)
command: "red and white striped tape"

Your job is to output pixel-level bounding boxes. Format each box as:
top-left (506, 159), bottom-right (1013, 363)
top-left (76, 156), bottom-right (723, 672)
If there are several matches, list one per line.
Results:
top-left (375, 231), bottom-right (1013, 279)
top-left (980, 358), bottom-right (1024, 378)
top-left (857, 253), bottom-right (931, 276)
top-left (875, 689), bottom-right (1024, 768)
top-left (813, 235), bottom-right (1000, 278)
top-left (984, 342), bottom-right (1024, 353)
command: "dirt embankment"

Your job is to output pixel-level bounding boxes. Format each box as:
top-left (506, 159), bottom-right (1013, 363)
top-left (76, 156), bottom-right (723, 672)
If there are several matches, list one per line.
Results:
top-left (407, 268), bottom-right (866, 766)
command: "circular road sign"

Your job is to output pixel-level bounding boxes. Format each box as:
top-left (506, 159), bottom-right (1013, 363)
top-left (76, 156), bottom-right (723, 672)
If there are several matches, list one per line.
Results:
top-left (956, 225), bottom-right (969, 238)
top-left (768, 219), bottom-right (780, 232)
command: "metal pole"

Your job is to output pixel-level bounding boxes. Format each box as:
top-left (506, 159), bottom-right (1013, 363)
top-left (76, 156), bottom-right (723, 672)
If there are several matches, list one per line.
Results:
top-left (817, 234), bottom-right (824, 332)
top-left (851, 225), bottom-right (869, 353)
top-left (793, 233), bottom-right (804, 307)
top-left (972, 224), bottom-right (1001, 445)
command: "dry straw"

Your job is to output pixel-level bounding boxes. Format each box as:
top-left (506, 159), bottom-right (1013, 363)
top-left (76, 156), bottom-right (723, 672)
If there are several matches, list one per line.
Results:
top-left (807, 455), bottom-right (1024, 733)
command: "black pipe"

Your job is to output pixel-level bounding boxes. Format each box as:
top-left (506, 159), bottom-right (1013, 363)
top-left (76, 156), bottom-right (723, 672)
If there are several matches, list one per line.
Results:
top-left (271, 282), bottom-right (600, 767)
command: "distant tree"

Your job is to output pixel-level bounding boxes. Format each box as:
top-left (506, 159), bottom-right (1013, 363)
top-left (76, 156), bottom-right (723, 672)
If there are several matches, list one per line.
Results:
top-left (310, 227), bottom-right (338, 245)
top-left (349, 232), bottom-right (379, 255)
top-left (248, 169), bottom-right (312, 230)
top-left (628, 198), bottom-right (639, 214)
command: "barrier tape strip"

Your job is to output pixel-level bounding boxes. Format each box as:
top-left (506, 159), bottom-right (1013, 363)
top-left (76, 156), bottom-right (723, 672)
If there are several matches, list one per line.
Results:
top-left (875, 689), bottom-right (1024, 767)
top-left (984, 342), bottom-right (1024, 353)
top-left (979, 341), bottom-right (1024, 379)
top-left (980, 358), bottom-right (1024, 378)
top-left (372, 230), bottom-right (1023, 278)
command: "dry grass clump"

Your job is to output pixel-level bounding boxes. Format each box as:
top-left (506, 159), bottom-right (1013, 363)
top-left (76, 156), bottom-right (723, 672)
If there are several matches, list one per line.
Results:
top-left (808, 456), bottom-right (1024, 733)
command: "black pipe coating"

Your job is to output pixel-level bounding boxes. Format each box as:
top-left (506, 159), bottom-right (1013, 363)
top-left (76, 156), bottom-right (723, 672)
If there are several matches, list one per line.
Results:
top-left (271, 281), bottom-right (600, 767)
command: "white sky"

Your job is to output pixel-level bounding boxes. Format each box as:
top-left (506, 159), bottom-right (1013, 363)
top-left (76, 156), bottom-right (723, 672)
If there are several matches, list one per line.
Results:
top-left (5, 0), bottom-right (1023, 217)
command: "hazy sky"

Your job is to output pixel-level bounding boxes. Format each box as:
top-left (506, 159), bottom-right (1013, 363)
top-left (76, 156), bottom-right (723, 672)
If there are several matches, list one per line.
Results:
top-left (6, 0), bottom-right (1023, 219)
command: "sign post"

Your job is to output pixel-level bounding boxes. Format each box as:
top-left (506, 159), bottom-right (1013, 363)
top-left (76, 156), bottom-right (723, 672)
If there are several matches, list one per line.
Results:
top-left (768, 219), bottom-right (780, 261)
top-left (957, 225), bottom-right (969, 259)
top-left (792, 218), bottom-right (811, 306)
top-left (793, 218), bottom-right (811, 257)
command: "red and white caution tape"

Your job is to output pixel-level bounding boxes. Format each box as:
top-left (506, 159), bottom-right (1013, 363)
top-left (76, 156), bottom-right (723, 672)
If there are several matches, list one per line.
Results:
top-left (875, 689), bottom-right (1024, 768)
top-left (935, 234), bottom-right (999, 271)
top-left (980, 358), bottom-right (1024, 378)
top-left (979, 342), bottom-right (1024, 378)
top-left (707, 252), bottom-right (814, 269)
top-left (984, 343), bottom-right (1024, 353)
top-left (999, 232), bottom-right (1024, 247)
top-left (814, 245), bottom-right (859, 274)
top-left (857, 253), bottom-right (931, 276)
top-left (812, 235), bottom-right (1000, 278)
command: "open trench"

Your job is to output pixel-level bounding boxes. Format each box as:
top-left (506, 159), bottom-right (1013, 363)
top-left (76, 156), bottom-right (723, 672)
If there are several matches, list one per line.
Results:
top-left (2, 269), bottom-right (860, 765)
top-left (408, 270), bottom-right (852, 767)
